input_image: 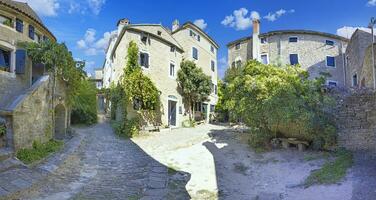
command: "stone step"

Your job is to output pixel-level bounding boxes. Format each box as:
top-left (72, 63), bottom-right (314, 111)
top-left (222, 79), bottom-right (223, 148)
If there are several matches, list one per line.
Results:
top-left (0, 158), bottom-right (25, 173)
top-left (0, 148), bottom-right (12, 162)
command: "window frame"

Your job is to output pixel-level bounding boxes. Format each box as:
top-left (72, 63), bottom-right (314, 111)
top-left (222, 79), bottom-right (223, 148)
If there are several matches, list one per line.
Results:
top-left (325, 40), bottom-right (335, 46)
top-left (235, 43), bottom-right (241, 50)
top-left (352, 73), bottom-right (358, 87)
top-left (169, 62), bottom-right (175, 78)
top-left (211, 60), bottom-right (215, 72)
top-left (139, 51), bottom-right (150, 69)
top-left (326, 56), bottom-right (336, 68)
top-left (192, 47), bottom-right (198, 60)
top-left (28, 25), bottom-right (35, 40)
top-left (289, 54), bottom-right (299, 65)
top-left (327, 80), bottom-right (338, 87)
top-left (210, 45), bottom-right (215, 54)
top-left (288, 36), bottom-right (298, 43)
top-left (0, 48), bottom-right (11, 72)
top-left (260, 37), bottom-right (267, 44)
top-left (15, 19), bottom-right (23, 33)
top-left (261, 54), bottom-right (269, 64)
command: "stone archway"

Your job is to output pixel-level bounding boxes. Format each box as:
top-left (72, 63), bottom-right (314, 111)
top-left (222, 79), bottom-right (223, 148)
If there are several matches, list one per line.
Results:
top-left (54, 104), bottom-right (66, 140)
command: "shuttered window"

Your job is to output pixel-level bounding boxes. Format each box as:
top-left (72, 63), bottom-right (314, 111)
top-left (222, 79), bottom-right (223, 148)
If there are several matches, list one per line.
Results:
top-left (192, 47), bottom-right (198, 60)
top-left (16, 49), bottom-right (26, 74)
top-left (140, 52), bottom-right (149, 68)
top-left (29, 25), bottom-right (35, 40)
top-left (16, 19), bottom-right (23, 33)
top-left (290, 54), bottom-right (299, 65)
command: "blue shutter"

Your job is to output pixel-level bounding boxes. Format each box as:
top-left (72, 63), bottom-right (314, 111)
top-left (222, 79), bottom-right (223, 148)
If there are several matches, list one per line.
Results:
top-left (16, 49), bottom-right (26, 74)
top-left (145, 53), bottom-right (149, 68)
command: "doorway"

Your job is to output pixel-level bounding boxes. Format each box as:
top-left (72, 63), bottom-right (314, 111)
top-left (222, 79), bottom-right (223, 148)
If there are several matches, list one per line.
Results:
top-left (168, 100), bottom-right (177, 127)
top-left (54, 104), bottom-right (66, 140)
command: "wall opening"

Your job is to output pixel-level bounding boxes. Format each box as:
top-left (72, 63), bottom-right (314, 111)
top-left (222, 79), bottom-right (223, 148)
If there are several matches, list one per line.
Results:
top-left (54, 104), bottom-right (66, 140)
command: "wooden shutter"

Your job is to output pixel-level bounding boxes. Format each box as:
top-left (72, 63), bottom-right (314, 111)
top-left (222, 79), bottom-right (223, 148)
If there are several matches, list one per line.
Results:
top-left (15, 49), bottom-right (26, 74)
top-left (144, 53), bottom-right (149, 68)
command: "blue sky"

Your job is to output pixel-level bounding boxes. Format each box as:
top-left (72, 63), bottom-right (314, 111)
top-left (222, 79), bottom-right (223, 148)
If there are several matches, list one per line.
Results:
top-left (21, 0), bottom-right (376, 78)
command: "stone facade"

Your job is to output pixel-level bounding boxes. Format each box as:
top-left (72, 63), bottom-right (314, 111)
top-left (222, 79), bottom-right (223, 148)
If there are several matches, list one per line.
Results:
top-left (336, 92), bottom-right (376, 151)
top-left (345, 29), bottom-right (376, 88)
top-left (227, 20), bottom-right (348, 87)
top-left (0, 1), bottom-right (67, 153)
top-left (103, 20), bottom-right (219, 127)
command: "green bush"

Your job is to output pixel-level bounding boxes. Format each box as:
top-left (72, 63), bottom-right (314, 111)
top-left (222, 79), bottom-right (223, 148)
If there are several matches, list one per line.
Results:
top-left (112, 118), bottom-right (140, 138)
top-left (248, 129), bottom-right (273, 153)
top-left (16, 140), bottom-right (63, 164)
top-left (223, 60), bottom-right (336, 150)
top-left (71, 80), bottom-right (98, 125)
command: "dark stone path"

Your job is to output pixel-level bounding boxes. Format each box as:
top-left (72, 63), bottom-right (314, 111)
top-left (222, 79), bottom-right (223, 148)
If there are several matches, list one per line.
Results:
top-left (4, 118), bottom-right (190, 200)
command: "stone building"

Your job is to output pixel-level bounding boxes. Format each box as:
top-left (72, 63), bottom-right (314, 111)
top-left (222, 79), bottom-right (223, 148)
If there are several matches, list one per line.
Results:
top-left (0, 0), bottom-right (68, 156)
top-left (227, 19), bottom-right (349, 87)
top-left (344, 29), bottom-right (376, 88)
top-left (102, 19), bottom-right (219, 127)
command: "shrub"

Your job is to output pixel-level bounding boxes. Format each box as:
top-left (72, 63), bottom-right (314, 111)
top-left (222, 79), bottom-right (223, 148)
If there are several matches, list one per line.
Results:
top-left (71, 80), bottom-right (98, 125)
top-left (16, 140), bottom-right (63, 164)
top-left (223, 60), bottom-right (336, 150)
top-left (248, 128), bottom-right (273, 152)
top-left (112, 117), bottom-right (140, 138)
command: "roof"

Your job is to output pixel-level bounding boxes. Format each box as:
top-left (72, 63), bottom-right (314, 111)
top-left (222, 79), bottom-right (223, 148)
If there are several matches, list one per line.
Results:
top-left (0, 0), bottom-right (56, 41)
top-left (172, 22), bottom-right (220, 49)
top-left (111, 24), bottom-right (185, 58)
top-left (227, 29), bottom-right (349, 47)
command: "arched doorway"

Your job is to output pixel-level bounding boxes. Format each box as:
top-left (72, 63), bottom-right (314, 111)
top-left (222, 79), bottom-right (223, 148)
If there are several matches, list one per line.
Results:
top-left (54, 104), bottom-right (66, 140)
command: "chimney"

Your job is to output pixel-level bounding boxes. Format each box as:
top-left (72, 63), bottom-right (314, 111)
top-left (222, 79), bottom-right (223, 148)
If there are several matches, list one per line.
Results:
top-left (117, 18), bottom-right (130, 34)
top-left (172, 19), bottom-right (180, 32)
top-left (252, 19), bottom-right (261, 61)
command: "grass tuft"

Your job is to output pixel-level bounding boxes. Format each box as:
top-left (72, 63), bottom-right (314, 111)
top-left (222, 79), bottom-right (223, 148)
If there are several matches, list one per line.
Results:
top-left (304, 149), bottom-right (353, 187)
top-left (16, 140), bottom-right (64, 164)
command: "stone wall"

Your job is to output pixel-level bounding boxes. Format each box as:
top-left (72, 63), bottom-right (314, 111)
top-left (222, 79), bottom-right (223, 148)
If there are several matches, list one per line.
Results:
top-left (336, 92), bottom-right (376, 151)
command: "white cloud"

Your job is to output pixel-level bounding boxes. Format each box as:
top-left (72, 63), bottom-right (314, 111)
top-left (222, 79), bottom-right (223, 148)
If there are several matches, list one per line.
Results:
top-left (264, 9), bottom-right (295, 22)
top-left (17, 0), bottom-right (60, 16)
top-left (221, 8), bottom-right (260, 31)
top-left (194, 19), bottom-right (207, 30)
top-left (367, 0), bottom-right (376, 6)
top-left (87, 0), bottom-right (106, 15)
top-left (336, 26), bottom-right (375, 39)
top-left (77, 28), bottom-right (117, 56)
top-left (68, 2), bottom-right (81, 14)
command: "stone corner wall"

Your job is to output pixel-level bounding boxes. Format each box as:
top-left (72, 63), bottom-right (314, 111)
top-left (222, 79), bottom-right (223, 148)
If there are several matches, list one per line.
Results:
top-left (336, 92), bottom-right (376, 152)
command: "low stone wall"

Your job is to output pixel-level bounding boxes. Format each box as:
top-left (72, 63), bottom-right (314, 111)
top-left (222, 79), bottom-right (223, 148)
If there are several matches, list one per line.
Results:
top-left (336, 92), bottom-right (376, 151)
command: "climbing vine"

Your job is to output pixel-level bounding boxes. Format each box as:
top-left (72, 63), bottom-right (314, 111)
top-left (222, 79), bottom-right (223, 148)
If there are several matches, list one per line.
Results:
top-left (110, 41), bottom-right (160, 137)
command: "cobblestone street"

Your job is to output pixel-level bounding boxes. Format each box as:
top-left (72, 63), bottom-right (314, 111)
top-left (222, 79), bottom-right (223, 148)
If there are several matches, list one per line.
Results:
top-left (6, 117), bottom-right (189, 200)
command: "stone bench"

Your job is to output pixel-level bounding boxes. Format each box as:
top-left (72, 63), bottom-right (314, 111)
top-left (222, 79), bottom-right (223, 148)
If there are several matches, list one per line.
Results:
top-left (280, 138), bottom-right (309, 151)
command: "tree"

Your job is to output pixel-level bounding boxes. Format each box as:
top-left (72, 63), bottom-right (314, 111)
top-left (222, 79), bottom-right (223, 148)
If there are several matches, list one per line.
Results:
top-left (177, 60), bottom-right (211, 121)
top-left (223, 60), bottom-right (336, 150)
top-left (22, 40), bottom-right (97, 125)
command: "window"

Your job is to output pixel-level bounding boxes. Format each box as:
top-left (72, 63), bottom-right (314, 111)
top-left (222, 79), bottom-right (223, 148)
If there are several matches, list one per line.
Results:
top-left (139, 52), bottom-right (149, 68)
top-left (211, 60), bottom-right (215, 72)
top-left (16, 19), bottom-right (23, 33)
top-left (141, 34), bottom-right (148, 43)
top-left (236, 60), bottom-right (242, 67)
top-left (192, 47), bottom-right (198, 60)
top-left (0, 15), bottom-right (12, 28)
top-left (210, 46), bottom-right (215, 53)
top-left (289, 54), bottom-right (299, 65)
top-left (194, 102), bottom-right (202, 112)
top-left (352, 74), bottom-right (358, 87)
top-left (261, 38), bottom-right (267, 44)
top-left (326, 56), bottom-right (335, 67)
top-left (214, 85), bottom-right (217, 95)
top-left (28, 25), bottom-right (35, 40)
top-left (289, 37), bottom-right (298, 43)
top-left (261, 54), bottom-right (268, 64)
top-left (170, 46), bottom-right (175, 53)
top-left (169, 63), bottom-right (175, 77)
top-left (235, 43), bottom-right (241, 50)
top-left (43, 35), bottom-right (48, 41)
top-left (211, 83), bottom-right (215, 94)
top-left (157, 31), bottom-right (162, 36)
top-left (326, 40), bottom-right (334, 46)
top-left (328, 81), bottom-right (337, 87)
top-left (189, 29), bottom-right (200, 41)
top-left (210, 105), bottom-right (215, 112)
top-left (0, 49), bottom-right (11, 72)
